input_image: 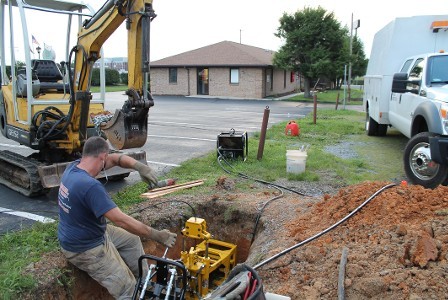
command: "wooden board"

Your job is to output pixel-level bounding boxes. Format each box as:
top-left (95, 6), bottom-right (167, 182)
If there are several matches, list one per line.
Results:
top-left (141, 180), bottom-right (204, 199)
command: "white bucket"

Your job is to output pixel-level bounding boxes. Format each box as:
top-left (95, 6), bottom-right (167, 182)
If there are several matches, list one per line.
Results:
top-left (286, 150), bottom-right (307, 174)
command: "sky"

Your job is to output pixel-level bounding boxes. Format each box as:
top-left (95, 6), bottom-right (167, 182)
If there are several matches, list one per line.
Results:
top-left (109, 0), bottom-right (445, 61)
top-left (3, 0), bottom-right (446, 63)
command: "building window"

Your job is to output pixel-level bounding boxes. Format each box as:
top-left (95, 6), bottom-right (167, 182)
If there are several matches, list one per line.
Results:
top-left (230, 68), bottom-right (239, 84)
top-left (290, 71), bottom-right (295, 83)
top-left (267, 68), bottom-right (273, 91)
top-left (169, 68), bottom-right (177, 84)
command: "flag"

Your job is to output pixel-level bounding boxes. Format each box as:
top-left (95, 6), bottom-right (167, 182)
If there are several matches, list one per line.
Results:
top-left (42, 43), bottom-right (56, 61)
top-left (32, 35), bottom-right (40, 46)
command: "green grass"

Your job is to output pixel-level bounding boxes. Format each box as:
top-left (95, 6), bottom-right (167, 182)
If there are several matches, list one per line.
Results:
top-left (0, 107), bottom-right (407, 297)
top-left (0, 223), bottom-right (59, 298)
top-left (289, 88), bottom-right (363, 105)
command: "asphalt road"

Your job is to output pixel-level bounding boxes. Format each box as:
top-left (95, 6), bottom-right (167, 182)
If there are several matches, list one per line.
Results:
top-left (0, 93), bottom-right (314, 234)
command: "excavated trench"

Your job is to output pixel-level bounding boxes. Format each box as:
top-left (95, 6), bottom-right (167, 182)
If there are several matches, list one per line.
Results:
top-left (40, 200), bottom-right (266, 299)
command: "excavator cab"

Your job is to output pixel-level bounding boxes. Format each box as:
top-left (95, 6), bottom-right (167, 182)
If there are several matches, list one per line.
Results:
top-left (0, 0), bottom-right (155, 195)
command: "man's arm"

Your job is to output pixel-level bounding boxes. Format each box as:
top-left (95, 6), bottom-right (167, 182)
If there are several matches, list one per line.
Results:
top-left (105, 153), bottom-right (142, 169)
top-left (105, 207), bottom-right (176, 247)
top-left (105, 153), bottom-right (157, 185)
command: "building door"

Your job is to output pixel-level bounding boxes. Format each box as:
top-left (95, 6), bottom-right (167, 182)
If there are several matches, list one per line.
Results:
top-left (197, 68), bottom-right (209, 95)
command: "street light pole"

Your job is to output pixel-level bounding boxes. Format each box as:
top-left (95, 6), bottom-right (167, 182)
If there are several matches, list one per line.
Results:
top-left (36, 46), bottom-right (41, 59)
top-left (348, 14), bottom-right (360, 102)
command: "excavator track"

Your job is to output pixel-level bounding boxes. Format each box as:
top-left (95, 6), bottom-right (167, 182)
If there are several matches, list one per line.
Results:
top-left (0, 150), bottom-right (47, 197)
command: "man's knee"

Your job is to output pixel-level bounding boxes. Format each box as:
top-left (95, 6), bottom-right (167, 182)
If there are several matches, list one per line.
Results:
top-left (98, 272), bottom-right (136, 299)
top-left (61, 244), bottom-right (136, 299)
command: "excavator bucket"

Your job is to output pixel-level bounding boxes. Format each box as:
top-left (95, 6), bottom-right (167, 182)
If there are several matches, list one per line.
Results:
top-left (38, 150), bottom-right (147, 188)
top-left (101, 107), bottom-right (149, 150)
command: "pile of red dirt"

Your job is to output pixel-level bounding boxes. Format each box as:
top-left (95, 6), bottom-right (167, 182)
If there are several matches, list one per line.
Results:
top-left (255, 181), bottom-right (448, 299)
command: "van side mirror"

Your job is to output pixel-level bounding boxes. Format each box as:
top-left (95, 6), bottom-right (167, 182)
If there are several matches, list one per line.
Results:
top-left (392, 72), bottom-right (420, 94)
top-left (392, 73), bottom-right (409, 93)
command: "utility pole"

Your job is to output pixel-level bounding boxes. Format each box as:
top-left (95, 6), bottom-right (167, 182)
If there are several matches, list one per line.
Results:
top-left (240, 29), bottom-right (242, 44)
top-left (348, 14), bottom-right (360, 102)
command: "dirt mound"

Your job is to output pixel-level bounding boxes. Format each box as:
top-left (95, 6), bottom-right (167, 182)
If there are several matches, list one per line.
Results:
top-left (256, 181), bottom-right (448, 299)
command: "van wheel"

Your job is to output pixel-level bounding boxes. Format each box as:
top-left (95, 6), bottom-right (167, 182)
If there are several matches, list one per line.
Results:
top-left (366, 112), bottom-right (379, 136)
top-left (377, 124), bottom-right (388, 136)
top-left (404, 132), bottom-right (447, 188)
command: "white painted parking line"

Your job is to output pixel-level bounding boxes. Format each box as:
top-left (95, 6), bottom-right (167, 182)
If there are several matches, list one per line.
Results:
top-left (147, 160), bottom-right (180, 167)
top-left (147, 134), bottom-right (216, 142)
top-left (0, 207), bottom-right (55, 223)
top-left (149, 120), bottom-right (260, 131)
top-left (0, 143), bottom-right (29, 148)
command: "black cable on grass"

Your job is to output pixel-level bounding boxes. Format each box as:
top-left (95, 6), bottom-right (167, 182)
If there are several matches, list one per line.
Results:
top-left (217, 150), bottom-right (308, 196)
top-left (130, 199), bottom-right (197, 217)
top-left (250, 185), bottom-right (284, 245)
top-left (217, 150), bottom-right (310, 246)
top-left (252, 182), bottom-right (397, 270)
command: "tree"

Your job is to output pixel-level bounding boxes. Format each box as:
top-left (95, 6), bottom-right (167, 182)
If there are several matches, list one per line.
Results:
top-left (350, 35), bottom-right (368, 79)
top-left (274, 7), bottom-right (348, 97)
top-left (330, 30), bottom-right (368, 89)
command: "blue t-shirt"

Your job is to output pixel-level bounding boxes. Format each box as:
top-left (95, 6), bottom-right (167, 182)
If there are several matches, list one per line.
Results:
top-left (57, 161), bottom-right (117, 252)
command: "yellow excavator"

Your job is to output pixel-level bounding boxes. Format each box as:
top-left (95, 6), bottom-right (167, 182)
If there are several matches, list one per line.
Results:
top-left (0, 0), bottom-right (154, 196)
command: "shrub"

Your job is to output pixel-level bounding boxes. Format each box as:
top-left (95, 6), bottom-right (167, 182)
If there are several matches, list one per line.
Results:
top-left (120, 72), bottom-right (128, 85)
top-left (90, 68), bottom-right (120, 86)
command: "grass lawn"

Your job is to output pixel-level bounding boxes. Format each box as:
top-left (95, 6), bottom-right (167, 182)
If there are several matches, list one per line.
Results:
top-left (288, 88), bottom-right (364, 106)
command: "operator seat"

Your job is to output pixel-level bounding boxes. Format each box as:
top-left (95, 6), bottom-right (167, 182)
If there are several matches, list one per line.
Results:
top-left (31, 59), bottom-right (69, 92)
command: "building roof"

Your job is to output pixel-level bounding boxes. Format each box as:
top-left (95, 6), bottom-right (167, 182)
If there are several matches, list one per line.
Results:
top-left (151, 41), bottom-right (275, 67)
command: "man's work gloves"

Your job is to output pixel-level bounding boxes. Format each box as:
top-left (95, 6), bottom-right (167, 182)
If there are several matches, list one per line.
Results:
top-left (149, 228), bottom-right (177, 248)
top-left (133, 161), bottom-right (157, 186)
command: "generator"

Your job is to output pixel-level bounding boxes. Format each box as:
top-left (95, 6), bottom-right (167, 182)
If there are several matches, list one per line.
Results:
top-left (217, 129), bottom-right (248, 161)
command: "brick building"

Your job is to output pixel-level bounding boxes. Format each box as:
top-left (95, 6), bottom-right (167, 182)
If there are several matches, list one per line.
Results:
top-left (93, 57), bottom-right (128, 73)
top-left (150, 41), bottom-right (300, 99)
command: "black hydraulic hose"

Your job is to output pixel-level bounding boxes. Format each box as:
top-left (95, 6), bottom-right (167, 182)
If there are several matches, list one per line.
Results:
top-left (32, 45), bottom-right (81, 142)
top-left (252, 182), bottom-right (397, 270)
top-left (37, 45), bottom-right (89, 141)
top-left (76, 45), bottom-right (89, 91)
top-left (67, 46), bottom-right (76, 101)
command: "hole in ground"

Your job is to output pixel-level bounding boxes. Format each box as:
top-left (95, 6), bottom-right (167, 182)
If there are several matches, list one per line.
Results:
top-left (45, 201), bottom-right (265, 299)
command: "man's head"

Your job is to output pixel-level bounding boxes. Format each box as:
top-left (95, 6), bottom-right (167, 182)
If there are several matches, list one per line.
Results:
top-left (83, 136), bottom-right (109, 158)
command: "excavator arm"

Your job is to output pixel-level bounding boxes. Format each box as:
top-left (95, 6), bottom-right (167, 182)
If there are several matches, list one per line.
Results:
top-left (68, 0), bottom-right (155, 150)
top-left (0, 0), bottom-right (155, 195)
